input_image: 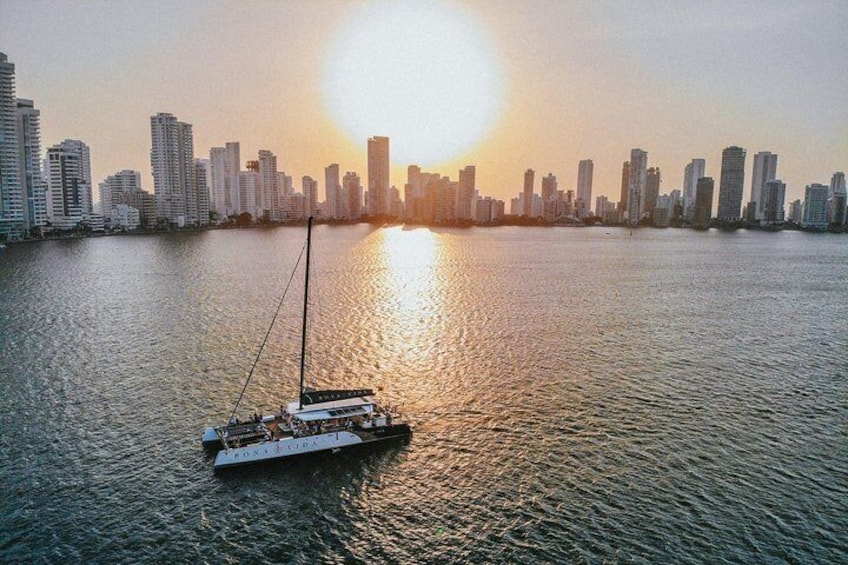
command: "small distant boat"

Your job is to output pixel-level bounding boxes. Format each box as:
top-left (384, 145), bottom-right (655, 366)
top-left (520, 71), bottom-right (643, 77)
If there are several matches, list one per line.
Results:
top-left (201, 217), bottom-right (411, 470)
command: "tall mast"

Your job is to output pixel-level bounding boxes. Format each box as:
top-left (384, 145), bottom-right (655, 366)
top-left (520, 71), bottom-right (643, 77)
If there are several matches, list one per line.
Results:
top-left (298, 216), bottom-right (313, 410)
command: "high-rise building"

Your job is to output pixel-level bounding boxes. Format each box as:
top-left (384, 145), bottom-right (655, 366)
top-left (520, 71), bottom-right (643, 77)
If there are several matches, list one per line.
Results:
top-left (150, 112), bottom-right (195, 227)
top-left (16, 98), bottom-right (47, 234)
top-left (193, 158), bottom-right (210, 226)
top-left (788, 199), bottom-right (803, 224)
top-left (209, 142), bottom-right (240, 218)
top-left (0, 53), bottom-right (24, 238)
top-left (46, 139), bottom-right (92, 230)
top-left (523, 169), bottom-right (535, 217)
top-left (99, 170), bottom-right (142, 221)
top-left (750, 151), bottom-right (778, 220)
top-left (343, 171), bottom-right (362, 220)
top-left (802, 184), bottom-right (829, 229)
top-left (761, 179), bottom-right (786, 225)
top-left (457, 165), bottom-right (476, 221)
top-left (717, 146), bottom-right (746, 221)
top-left (831, 172), bottom-right (847, 227)
top-left (303, 176), bottom-right (318, 218)
top-left (324, 163), bottom-right (340, 219)
top-left (367, 136), bottom-right (389, 216)
top-left (693, 177), bottom-right (714, 229)
top-left (683, 159), bottom-right (706, 218)
top-left (619, 161), bottom-right (630, 218)
top-left (645, 167), bottom-right (661, 219)
top-left (576, 159), bottom-right (593, 218)
top-left (258, 150), bottom-right (279, 220)
top-left (627, 149), bottom-right (647, 225)
top-left (541, 173), bottom-right (557, 221)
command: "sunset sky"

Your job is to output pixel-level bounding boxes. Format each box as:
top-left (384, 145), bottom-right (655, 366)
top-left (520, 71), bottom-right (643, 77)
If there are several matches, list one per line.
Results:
top-left (3, 0), bottom-right (846, 204)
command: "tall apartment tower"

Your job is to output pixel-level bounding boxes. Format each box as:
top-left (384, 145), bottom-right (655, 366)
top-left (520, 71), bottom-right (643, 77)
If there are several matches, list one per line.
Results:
top-left (831, 172), bottom-right (847, 227)
top-left (717, 146), bottom-right (746, 221)
top-left (193, 158), bottom-right (210, 226)
top-left (99, 169), bottom-right (142, 220)
top-left (683, 159), bottom-right (706, 219)
top-left (150, 112), bottom-right (195, 227)
top-left (619, 161), bottom-right (630, 216)
top-left (750, 151), bottom-right (778, 220)
top-left (693, 177), bottom-right (714, 229)
top-left (645, 167), bottom-right (661, 218)
top-left (761, 179), bottom-right (786, 224)
top-left (367, 136), bottom-right (390, 216)
top-left (627, 149), bottom-right (648, 225)
top-left (802, 184), bottom-right (829, 228)
top-left (541, 173), bottom-right (558, 221)
top-left (522, 168), bottom-right (535, 217)
top-left (343, 171), bottom-right (362, 220)
top-left (0, 53), bottom-right (24, 238)
top-left (456, 165), bottom-right (476, 221)
top-left (16, 98), bottom-right (47, 234)
top-left (303, 176), bottom-right (318, 218)
top-left (576, 159), bottom-right (593, 217)
top-left (258, 150), bottom-right (279, 220)
top-left (324, 163), bottom-right (340, 219)
top-left (45, 139), bottom-right (92, 230)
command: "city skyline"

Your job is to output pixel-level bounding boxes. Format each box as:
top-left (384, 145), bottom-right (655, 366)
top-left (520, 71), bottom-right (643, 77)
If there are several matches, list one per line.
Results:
top-left (1, 0), bottom-right (846, 206)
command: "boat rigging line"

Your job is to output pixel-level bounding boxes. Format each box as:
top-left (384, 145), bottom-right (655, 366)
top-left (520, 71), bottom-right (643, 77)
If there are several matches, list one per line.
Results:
top-left (228, 237), bottom-right (308, 425)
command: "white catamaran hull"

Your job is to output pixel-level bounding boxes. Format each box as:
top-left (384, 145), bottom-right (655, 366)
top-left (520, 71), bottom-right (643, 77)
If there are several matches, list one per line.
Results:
top-left (212, 428), bottom-right (407, 470)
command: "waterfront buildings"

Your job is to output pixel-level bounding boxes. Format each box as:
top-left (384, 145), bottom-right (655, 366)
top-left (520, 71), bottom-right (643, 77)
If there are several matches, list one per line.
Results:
top-left (683, 159), bottom-right (706, 220)
top-left (576, 159), bottom-right (593, 218)
top-left (45, 139), bottom-right (93, 230)
top-left (761, 179), bottom-right (786, 225)
top-left (523, 169), bottom-right (535, 217)
top-left (618, 161), bottom-right (630, 220)
top-left (645, 167), bottom-right (661, 221)
top-left (0, 53), bottom-right (22, 238)
top-left (717, 146), bottom-right (746, 221)
top-left (99, 169), bottom-right (143, 226)
top-left (693, 177), bottom-right (714, 229)
top-left (16, 98), bottom-right (47, 235)
top-left (324, 163), bottom-right (340, 220)
top-left (750, 151), bottom-right (778, 220)
top-left (627, 149), bottom-right (648, 225)
top-left (541, 173), bottom-right (557, 222)
top-left (457, 165), bottom-right (476, 221)
top-left (343, 171), bottom-right (362, 220)
top-left (209, 142), bottom-right (240, 219)
top-left (802, 184), bottom-right (829, 229)
top-left (151, 113), bottom-right (208, 227)
top-left (830, 172), bottom-right (846, 228)
top-left (367, 136), bottom-right (389, 216)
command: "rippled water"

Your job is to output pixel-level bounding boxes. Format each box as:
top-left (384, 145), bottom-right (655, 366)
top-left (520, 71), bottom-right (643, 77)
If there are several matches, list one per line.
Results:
top-left (1, 226), bottom-right (846, 563)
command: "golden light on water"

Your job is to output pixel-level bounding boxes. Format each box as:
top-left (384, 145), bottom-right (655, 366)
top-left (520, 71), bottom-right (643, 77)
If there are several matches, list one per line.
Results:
top-left (322, 0), bottom-right (505, 167)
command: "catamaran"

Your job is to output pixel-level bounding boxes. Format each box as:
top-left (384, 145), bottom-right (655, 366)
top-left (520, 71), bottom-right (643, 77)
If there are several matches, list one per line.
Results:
top-left (201, 217), bottom-right (411, 470)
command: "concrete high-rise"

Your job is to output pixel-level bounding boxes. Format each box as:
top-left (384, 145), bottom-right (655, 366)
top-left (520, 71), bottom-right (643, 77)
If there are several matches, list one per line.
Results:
top-left (717, 146), bottom-right (746, 221)
top-left (343, 171), bottom-right (362, 220)
top-left (0, 53), bottom-right (24, 238)
top-left (540, 173), bottom-right (557, 221)
top-left (693, 177), bottom-right (714, 229)
top-left (150, 112), bottom-right (195, 227)
top-left (303, 176), bottom-right (318, 218)
top-left (627, 149), bottom-right (647, 225)
top-left (209, 142), bottom-right (240, 218)
top-left (619, 161), bottom-right (630, 217)
top-left (367, 136), bottom-right (389, 216)
top-left (802, 184), bottom-right (829, 228)
top-left (16, 98), bottom-right (47, 234)
top-left (46, 139), bottom-right (92, 230)
top-left (645, 167), bottom-right (661, 218)
top-left (831, 172), bottom-right (846, 227)
top-left (761, 179), bottom-right (786, 225)
top-left (99, 169), bottom-right (142, 221)
top-left (258, 150), bottom-right (279, 220)
top-left (324, 163), bottom-right (340, 219)
top-left (683, 159), bottom-right (706, 220)
top-left (523, 169), bottom-right (535, 217)
top-left (750, 151), bottom-right (778, 220)
top-left (576, 159), bottom-right (593, 217)
top-left (457, 165), bottom-right (476, 221)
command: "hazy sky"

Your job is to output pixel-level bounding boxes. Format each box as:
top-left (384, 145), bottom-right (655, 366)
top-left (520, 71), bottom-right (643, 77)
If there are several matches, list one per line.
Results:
top-left (3, 0), bottom-right (846, 204)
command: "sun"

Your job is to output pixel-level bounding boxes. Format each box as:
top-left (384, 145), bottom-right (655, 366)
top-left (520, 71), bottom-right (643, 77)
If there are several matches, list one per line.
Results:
top-left (322, 0), bottom-right (505, 167)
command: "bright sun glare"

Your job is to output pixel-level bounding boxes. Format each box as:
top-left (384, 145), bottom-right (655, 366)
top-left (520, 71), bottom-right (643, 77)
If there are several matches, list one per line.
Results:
top-left (322, 0), bottom-right (505, 167)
